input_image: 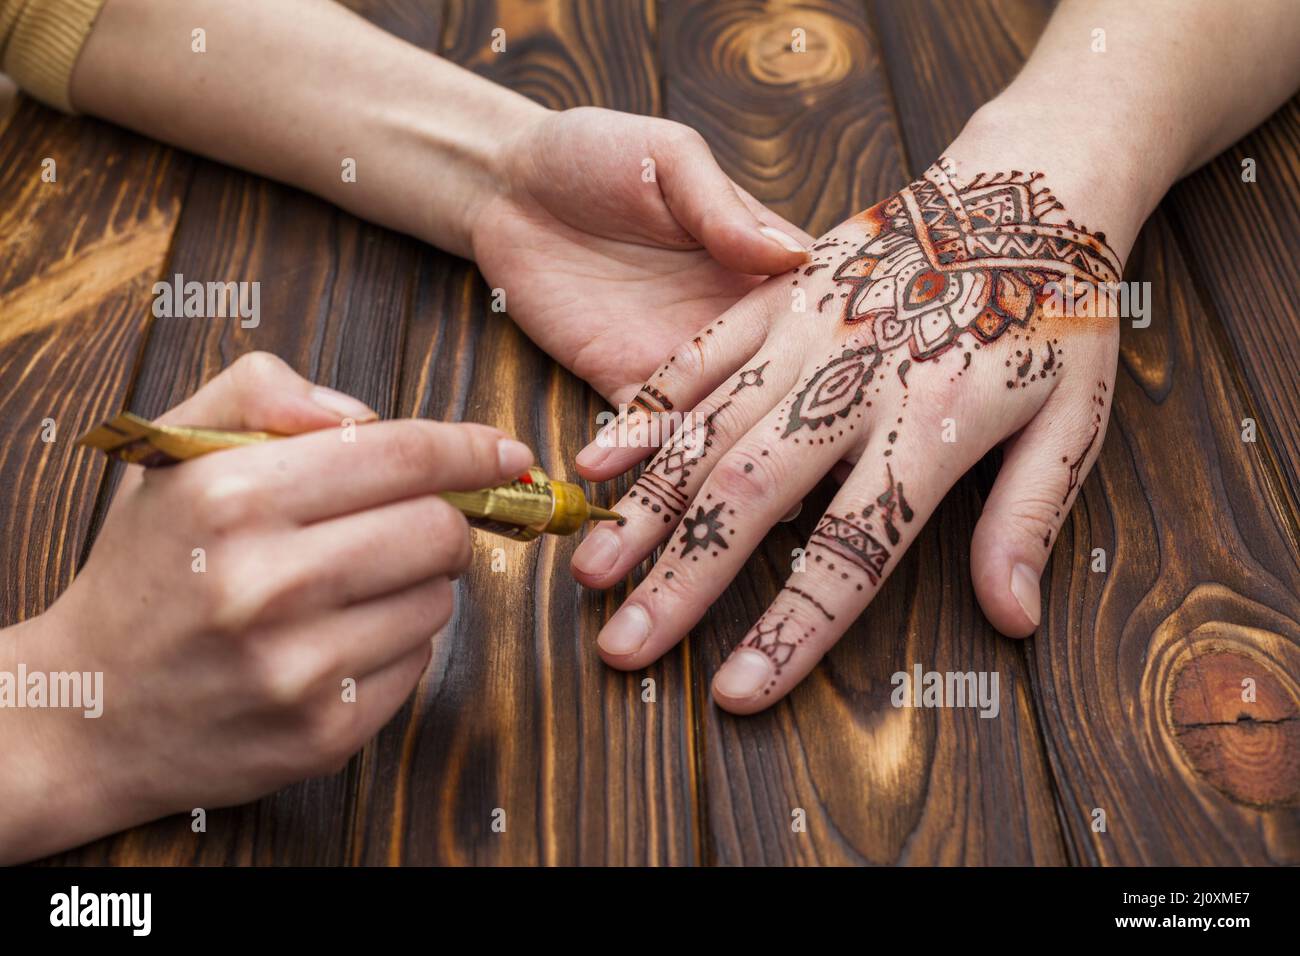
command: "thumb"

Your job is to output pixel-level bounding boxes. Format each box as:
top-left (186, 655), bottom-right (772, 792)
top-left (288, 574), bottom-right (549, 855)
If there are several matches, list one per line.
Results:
top-left (656, 129), bottom-right (810, 274)
top-left (970, 405), bottom-right (1106, 638)
top-left (158, 351), bottom-right (378, 435)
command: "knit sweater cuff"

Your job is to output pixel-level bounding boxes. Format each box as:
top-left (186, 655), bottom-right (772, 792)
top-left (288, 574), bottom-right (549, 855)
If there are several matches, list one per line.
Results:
top-left (2, 0), bottom-right (107, 113)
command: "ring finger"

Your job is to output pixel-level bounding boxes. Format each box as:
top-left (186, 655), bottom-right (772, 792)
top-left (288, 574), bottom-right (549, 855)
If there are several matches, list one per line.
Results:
top-left (592, 381), bottom-right (875, 669)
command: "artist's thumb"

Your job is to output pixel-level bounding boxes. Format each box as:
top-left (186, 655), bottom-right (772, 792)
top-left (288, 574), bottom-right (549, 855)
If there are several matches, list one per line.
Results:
top-left (158, 351), bottom-right (379, 434)
top-left (656, 128), bottom-right (810, 275)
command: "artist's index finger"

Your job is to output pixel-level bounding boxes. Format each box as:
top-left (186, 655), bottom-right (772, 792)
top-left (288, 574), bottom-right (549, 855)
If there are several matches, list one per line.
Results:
top-left (193, 419), bottom-right (534, 523)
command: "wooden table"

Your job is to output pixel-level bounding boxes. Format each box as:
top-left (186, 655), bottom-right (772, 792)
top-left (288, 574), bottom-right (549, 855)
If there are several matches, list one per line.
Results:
top-left (3, 0), bottom-right (1298, 866)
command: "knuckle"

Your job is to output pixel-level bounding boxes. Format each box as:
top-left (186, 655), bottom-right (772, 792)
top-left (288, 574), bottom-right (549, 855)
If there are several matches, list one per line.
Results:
top-left (662, 121), bottom-right (705, 153)
top-left (207, 567), bottom-right (257, 634)
top-left (244, 642), bottom-right (323, 711)
top-left (421, 499), bottom-right (472, 570)
top-left (426, 595), bottom-right (454, 637)
top-left (229, 350), bottom-right (287, 387)
top-left (994, 495), bottom-right (1064, 548)
top-left (460, 426), bottom-right (500, 478)
top-left (914, 374), bottom-right (967, 424)
top-left (209, 558), bottom-right (315, 633)
top-left (709, 446), bottom-right (785, 501)
top-left (389, 420), bottom-right (442, 476)
top-left (407, 592), bottom-right (453, 640)
top-left (648, 562), bottom-right (696, 604)
top-left (415, 639), bottom-right (434, 672)
top-left (183, 467), bottom-right (266, 534)
top-left (261, 563), bottom-right (320, 618)
top-left (408, 579), bottom-right (455, 637)
top-left (664, 335), bottom-right (705, 383)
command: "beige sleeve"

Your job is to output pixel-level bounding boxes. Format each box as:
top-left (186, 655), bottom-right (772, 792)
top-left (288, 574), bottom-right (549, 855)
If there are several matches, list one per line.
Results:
top-left (0, 0), bottom-right (107, 112)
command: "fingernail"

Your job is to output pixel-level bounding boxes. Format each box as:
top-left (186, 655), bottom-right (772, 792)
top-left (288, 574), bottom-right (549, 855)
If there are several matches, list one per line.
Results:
top-left (1011, 563), bottom-right (1041, 627)
top-left (597, 604), bottom-right (649, 656)
top-left (759, 225), bottom-right (809, 257)
top-left (573, 528), bottom-right (621, 576)
top-left (713, 649), bottom-right (774, 699)
top-left (310, 386), bottom-right (378, 422)
top-left (496, 439), bottom-right (534, 476)
top-left (780, 502), bottom-right (802, 522)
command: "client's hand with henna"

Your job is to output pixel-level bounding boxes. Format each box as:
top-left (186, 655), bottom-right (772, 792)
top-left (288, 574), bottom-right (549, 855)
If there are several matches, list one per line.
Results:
top-left (570, 104), bottom-right (1149, 714)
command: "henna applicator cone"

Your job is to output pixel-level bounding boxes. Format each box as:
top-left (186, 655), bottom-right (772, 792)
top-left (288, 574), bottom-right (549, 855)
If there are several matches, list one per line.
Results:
top-left (76, 412), bottom-right (621, 540)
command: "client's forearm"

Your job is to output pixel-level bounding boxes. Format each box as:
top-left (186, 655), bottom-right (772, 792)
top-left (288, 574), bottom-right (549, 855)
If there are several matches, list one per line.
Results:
top-left (70, 0), bottom-right (546, 258)
top-left (945, 0), bottom-right (1299, 264)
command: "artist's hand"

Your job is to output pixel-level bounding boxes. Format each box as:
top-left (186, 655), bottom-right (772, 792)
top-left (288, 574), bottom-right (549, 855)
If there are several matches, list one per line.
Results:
top-left (0, 352), bottom-right (533, 862)
top-left (571, 139), bottom-right (1134, 714)
top-left (472, 107), bottom-right (813, 402)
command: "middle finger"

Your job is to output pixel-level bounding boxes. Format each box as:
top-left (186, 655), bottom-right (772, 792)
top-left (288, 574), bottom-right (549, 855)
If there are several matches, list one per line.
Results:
top-left (592, 345), bottom-right (884, 667)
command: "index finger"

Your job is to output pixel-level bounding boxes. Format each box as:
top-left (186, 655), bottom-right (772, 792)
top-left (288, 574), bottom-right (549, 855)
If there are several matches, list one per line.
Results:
top-left (170, 419), bottom-right (534, 524)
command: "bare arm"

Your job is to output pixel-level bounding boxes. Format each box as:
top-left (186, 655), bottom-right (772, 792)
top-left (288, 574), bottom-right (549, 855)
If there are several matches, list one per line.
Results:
top-left (67, 0), bottom-right (812, 400)
top-left (956, 0), bottom-right (1300, 262)
top-left (70, 0), bottom-right (539, 258)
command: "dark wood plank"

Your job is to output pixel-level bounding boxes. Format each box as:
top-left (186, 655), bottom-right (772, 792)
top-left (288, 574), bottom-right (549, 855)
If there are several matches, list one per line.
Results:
top-left (663, 0), bottom-right (907, 237)
top-left (871, 0), bottom-right (1300, 863)
top-left (866, 0), bottom-right (1055, 168)
top-left (659, 0), bottom-right (1065, 864)
top-left (1030, 213), bottom-right (1300, 864)
top-left (0, 103), bottom-right (192, 624)
top-left (344, 0), bottom-right (699, 865)
top-left (1166, 97), bottom-right (1300, 514)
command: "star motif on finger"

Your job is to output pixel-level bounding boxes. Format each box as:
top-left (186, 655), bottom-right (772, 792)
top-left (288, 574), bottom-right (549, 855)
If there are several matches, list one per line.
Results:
top-left (679, 501), bottom-right (729, 559)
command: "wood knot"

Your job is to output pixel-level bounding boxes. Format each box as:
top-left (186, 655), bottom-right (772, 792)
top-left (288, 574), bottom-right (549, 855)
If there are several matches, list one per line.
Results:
top-left (737, 13), bottom-right (858, 89)
top-left (1170, 650), bottom-right (1300, 807)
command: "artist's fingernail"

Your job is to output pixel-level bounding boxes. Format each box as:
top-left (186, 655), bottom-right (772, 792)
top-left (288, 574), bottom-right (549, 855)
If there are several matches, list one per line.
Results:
top-left (780, 502), bottom-right (802, 522)
top-left (598, 604), bottom-right (649, 656)
top-left (713, 649), bottom-right (774, 700)
top-left (496, 439), bottom-right (533, 476)
top-left (573, 528), bottom-right (621, 576)
top-left (310, 386), bottom-right (378, 422)
top-left (759, 225), bottom-right (809, 257)
top-left (1011, 563), bottom-right (1041, 627)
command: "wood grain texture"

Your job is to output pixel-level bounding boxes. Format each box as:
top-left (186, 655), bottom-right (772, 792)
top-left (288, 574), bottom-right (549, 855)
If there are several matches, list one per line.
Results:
top-left (871, 0), bottom-right (1300, 864)
top-left (662, 0), bottom-right (907, 237)
top-left (0, 104), bottom-right (191, 623)
top-left (1166, 98), bottom-right (1300, 515)
top-left (345, 0), bottom-right (699, 865)
top-left (4, 0), bottom-right (1295, 867)
top-left (1029, 214), bottom-right (1300, 864)
top-left (659, 0), bottom-right (1065, 864)
top-left (866, 0), bottom-right (1054, 168)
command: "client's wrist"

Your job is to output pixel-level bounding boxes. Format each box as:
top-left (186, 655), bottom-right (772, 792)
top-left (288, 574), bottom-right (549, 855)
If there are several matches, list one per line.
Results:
top-left (942, 93), bottom-right (1181, 265)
